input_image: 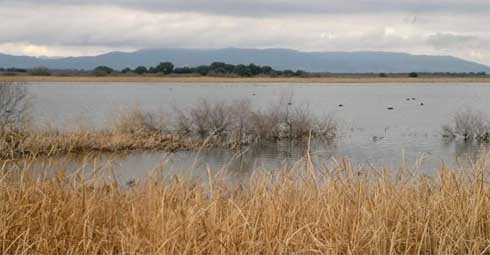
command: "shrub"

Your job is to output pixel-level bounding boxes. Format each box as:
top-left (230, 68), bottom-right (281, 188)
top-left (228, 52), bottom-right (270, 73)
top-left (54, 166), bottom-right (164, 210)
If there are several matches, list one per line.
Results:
top-left (29, 66), bottom-right (51, 76)
top-left (174, 98), bottom-right (336, 145)
top-left (112, 108), bottom-right (167, 135)
top-left (0, 81), bottom-right (30, 132)
top-left (93, 66), bottom-right (114, 76)
top-left (409, 72), bottom-right (419, 78)
top-left (443, 108), bottom-right (490, 142)
top-left (134, 66), bottom-right (148, 75)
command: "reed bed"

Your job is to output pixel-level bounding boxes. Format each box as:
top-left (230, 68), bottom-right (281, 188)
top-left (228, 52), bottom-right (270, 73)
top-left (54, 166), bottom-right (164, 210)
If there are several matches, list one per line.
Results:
top-left (0, 98), bottom-right (336, 159)
top-left (2, 156), bottom-right (490, 254)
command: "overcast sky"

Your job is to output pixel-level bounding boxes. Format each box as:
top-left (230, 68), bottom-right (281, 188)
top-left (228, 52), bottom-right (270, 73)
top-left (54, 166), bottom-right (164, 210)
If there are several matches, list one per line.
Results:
top-left (0, 0), bottom-right (489, 65)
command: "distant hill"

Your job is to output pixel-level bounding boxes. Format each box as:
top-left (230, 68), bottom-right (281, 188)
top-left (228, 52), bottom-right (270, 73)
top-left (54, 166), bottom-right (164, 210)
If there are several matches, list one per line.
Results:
top-left (1, 48), bottom-right (489, 73)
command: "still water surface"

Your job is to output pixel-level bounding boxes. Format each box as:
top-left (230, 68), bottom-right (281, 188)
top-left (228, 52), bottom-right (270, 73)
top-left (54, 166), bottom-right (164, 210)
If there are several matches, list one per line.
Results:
top-left (26, 82), bottom-right (490, 179)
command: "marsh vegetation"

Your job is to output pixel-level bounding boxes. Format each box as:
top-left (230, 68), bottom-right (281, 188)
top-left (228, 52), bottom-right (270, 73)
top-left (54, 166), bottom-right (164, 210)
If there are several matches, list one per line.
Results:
top-left (443, 108), bottom-right (490, 143)
top-left (2, 81), bottom-right (490, 254)
top-left (0, 82), bottom-right (336, 159)
top-left (2, 156), bottom-right (490, 254)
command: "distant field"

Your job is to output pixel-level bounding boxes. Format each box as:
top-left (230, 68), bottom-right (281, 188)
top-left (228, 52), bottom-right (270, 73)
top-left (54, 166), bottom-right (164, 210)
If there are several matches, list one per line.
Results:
top-left (2, 75), bottom-right (490, 83)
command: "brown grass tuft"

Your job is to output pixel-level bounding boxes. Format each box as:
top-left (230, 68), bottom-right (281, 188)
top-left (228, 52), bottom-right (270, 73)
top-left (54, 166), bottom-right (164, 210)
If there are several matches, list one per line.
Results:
top-left (1, 157), bottom-right (490, 254)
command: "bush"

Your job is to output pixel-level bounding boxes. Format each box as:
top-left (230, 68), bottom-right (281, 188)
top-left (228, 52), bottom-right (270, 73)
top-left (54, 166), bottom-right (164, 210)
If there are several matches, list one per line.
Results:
top-left (29, 67), bottom-right (51, 76)
top-left (174, 98), bottom-right (337, 146)
top-left (443, 108), bottom-right (490, 142)
top-left (0, 82), bottom-right (30, 132)
top-left (113, 108), bottom-right (167, 135)
top-left (93, 66), bottom-right (114, 76)
top-left (134, 66), bottom-right (148, 75)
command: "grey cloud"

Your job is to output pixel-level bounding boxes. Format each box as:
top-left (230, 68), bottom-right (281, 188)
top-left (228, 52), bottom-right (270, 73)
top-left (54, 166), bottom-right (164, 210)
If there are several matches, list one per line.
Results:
top-left (427, 33), bottom-right (486, 49)
top-left (0, 1), bottom-right (489, 65)
top-left (2, 0), bottom-right (490, 17)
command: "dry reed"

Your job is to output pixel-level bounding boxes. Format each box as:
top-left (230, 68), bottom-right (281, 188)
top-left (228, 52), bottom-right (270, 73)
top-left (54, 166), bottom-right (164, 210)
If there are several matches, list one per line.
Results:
top-left (1, 156), bottom-right (490, 254)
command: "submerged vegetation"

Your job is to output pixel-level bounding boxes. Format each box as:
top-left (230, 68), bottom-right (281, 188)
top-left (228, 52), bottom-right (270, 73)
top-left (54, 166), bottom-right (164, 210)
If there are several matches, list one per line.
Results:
top-left (2, 156), bottom-right (490, 254)
top-left (0, 82), bottom-right (336, 159)
top-left (443, 108), bottom-right (490, 143)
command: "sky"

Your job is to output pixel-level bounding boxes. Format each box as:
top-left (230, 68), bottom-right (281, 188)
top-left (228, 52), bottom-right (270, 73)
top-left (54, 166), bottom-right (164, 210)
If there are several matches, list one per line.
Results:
top-left (0, 0), bottom-right (489, 65)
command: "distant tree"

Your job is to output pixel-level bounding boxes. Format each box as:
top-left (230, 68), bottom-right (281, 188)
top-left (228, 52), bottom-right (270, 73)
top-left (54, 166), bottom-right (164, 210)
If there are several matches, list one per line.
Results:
top-left (195, 65), bottom-right (210, 76)
top-left (174, 67), bottom-right (193, 74)
top-left (121, 67), bottom-right (132, 74)
top-left (247, 64), bottom-right (261, 76)
top-left (155, 62), bottom-right (174, 74)
top-left (208, 67), bottom-right (227, 76)
top-left (148, 67), bottom-right (158, 74)
top-left (282, 70), bottom-right (295, 77)
top-left (409, 72), bottom-right (418, 78)
top-left (209, 62), bottom-right (226, 71)
top-left (260, 66), bottom-right (273, 74)
top-left (29, 66), bottom-right (51, 76)
top-left (294, 70), bottom-right (307, 77)
top-left (134, 66), bottom-right (148, 75)
top-left (379, 73), bottom-right (388, 77)
top-left (233, 64), bottom-right (252, 77)
top-left (6, 68), bottom-right (27, 73)
top-left (93, 66), bottom-right (114, 76)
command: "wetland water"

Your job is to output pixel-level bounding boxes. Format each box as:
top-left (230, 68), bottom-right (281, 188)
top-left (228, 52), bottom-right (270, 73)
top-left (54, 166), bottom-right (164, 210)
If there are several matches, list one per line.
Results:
top-left (26, 82), bottom-right (490, 179)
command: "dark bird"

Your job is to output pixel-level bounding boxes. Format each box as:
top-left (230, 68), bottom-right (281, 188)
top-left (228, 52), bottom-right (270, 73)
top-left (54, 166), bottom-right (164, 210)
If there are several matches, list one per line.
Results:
top-left (387, 107), bottom-right (394, 110)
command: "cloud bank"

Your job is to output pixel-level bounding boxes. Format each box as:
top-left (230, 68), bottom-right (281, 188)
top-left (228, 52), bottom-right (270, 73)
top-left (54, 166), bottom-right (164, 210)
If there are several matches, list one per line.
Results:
top-left (0, 0), bottom-right (489, 65)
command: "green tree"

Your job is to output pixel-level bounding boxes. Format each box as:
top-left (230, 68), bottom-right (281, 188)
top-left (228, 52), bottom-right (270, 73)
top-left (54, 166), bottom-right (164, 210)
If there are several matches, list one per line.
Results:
top-left (233, 64), bottom-right (252, 77)
top-left (29, 67), bottom-right (51, 76)
top-left (134, 66), bottom-right (148, 75)
top-left (93, 66), bottom-right (114, 76)
top-left (247, 64), bottom-right (261, 76)
top-left (174, 67), bottom-right (193, 74)
top-left (195, 65), bottom-right (210, 76)
top-left (121, 67), bottom-right (132, 73)
top-left (155, 62), bottom-right (174, 74)
top-left (260, 66), bottom-right (273, 74)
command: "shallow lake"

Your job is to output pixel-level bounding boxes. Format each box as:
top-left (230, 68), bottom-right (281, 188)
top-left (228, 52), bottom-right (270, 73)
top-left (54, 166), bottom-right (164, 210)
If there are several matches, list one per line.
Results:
top-left (26, 82), bottom-right (490, 179)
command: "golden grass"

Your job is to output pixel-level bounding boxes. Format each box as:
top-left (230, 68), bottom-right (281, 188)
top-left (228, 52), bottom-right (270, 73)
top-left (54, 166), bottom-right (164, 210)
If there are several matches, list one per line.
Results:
top-left (2, 156), bottom-right (490, 254)
top-left (2, 75), bottom-right (490, 83)
top-left (0, 129), bottom-right (192, 159)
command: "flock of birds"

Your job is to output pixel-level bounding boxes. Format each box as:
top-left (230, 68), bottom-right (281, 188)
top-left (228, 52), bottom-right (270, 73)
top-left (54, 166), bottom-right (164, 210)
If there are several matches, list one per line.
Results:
top-left (249, 91), bottom-right (425, 144)
top-left (338, 97), bottom-right (424, 110)
top-left (249, 91), bottom-right (424, 111)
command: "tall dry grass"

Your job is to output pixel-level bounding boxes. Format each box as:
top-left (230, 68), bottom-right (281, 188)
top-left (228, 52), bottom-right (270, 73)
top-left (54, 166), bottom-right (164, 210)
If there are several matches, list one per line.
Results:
top-left (2, 156), bottom-right (490, 254)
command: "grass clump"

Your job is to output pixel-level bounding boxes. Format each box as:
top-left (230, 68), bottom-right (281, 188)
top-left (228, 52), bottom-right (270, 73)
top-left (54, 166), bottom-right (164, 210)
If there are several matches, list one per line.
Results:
top-left (1, 157), bottom-right (490, 254)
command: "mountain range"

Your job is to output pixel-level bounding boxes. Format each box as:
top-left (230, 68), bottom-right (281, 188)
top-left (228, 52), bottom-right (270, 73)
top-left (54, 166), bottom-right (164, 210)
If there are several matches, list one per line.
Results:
top-left (1, 48), bottom-right (489, 73)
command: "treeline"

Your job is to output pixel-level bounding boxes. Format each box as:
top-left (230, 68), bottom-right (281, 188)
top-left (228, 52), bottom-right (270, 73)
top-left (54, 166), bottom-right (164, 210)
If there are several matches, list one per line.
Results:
top-left (0, 64), bottom-right (488, 78)
top-left (95, 62), bottom-right (308, 77)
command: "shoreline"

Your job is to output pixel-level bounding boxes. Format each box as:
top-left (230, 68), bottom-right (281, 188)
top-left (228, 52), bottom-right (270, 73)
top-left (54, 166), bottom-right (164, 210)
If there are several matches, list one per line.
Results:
top-left (2, 75), bottom-right (490, 83)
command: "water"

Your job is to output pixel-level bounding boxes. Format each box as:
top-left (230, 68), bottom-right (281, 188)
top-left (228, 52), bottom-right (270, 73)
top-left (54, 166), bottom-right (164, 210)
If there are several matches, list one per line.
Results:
top-left (26, 82), bottom-right (490, 179)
